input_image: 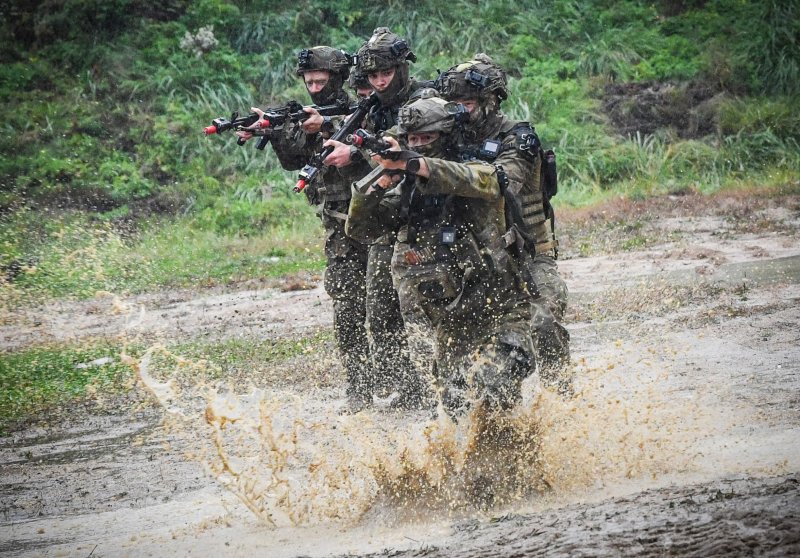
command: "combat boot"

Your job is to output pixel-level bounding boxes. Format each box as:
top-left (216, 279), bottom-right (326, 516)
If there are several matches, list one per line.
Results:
top-left (473, 344), bottom-right (533, 412)
top-left (536, 322), bottom-right (571, 390)
top-left (387, 371), bottom-right (433, 411)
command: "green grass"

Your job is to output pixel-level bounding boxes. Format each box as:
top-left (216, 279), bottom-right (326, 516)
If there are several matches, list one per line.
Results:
top-left (166, 331), bottom-right (336, 383)
top-left (0, 331), bottom-right (336, 431)
top-left (0, 340), bottom-right (132, 429)
top-left (1, 193), bottom-right (325, 301)
top-left (2, 0), bottom-right (798, 214)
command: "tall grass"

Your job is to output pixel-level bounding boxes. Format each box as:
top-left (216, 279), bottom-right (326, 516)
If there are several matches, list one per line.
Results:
top-left (2, 0), bottom-right (799, 292)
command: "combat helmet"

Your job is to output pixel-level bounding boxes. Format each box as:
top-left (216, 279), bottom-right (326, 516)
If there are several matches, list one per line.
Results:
top-left (398, 96), bottom-right (455, 135)
top-left (295, 46), bottom-right (352, 104)
top-left (398, 95), bottom-right (467, 157)
top-left (356, 27), bottom-right (416, 73)
top-left (355, 28), bottom-right (416, 105)
top-left (295, 46), bottom-right (351, 78)
top-left (347, 66), bottom-right (371, 92)
top-left (435, 53), bottom-right (508, 102)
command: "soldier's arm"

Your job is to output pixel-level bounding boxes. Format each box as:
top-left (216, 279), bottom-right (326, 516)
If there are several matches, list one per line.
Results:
top-left (414, 158), bottom-right (503, 200)
top-left (271, 122), bottom-right (318, 171)
top-left (494, 132), bottom-right (541, 203)
top-left (345, 184), bottom-right (403, 243)
top-left (371, 137), bottom-right (502, 200)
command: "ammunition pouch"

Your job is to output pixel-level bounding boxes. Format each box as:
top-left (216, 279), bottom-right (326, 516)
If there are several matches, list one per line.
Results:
top-left (542, 148), bottom-right (557, 200)
top-left (393, 241), bottom-right (462, 301)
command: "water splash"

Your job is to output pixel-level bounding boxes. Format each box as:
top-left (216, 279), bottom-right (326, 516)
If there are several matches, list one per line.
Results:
top-left (128, 337), bottom-right (709, 528)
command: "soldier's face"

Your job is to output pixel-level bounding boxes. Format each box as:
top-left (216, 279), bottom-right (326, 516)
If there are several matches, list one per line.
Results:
top-left (367, 68), bottom-right (396, 92)
top-left (455, 99), bottom-right (478, 112)
top-left (304, 70), bottom-right (331, 94)
top-left (407, 132), bottom-right (440, 148)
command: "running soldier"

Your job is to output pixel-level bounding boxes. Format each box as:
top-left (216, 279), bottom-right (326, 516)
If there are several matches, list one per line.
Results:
top-left (346, 94), bottom-right (537, 417)
top-left (435, 54), bottom-right (571, 386)
top-left (323, 28), bottom-right (429, 410)
top-left (238, 46), bottom-right (374, 412)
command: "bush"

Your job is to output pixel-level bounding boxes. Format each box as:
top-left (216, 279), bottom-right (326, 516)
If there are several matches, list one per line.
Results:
top-left (716, 97), bottom-right (800, 140)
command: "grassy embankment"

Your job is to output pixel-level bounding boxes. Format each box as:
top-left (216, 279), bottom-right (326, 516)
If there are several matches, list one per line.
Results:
top-left (1, 0), bottom-right (798, 427)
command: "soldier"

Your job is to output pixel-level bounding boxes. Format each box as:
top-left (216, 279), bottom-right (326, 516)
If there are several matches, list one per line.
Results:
top-left (237, 46), bottom-right (374, 412)
top-left (323, 28), bottom-right (428, 410)
top-left (346, 95), bottom-right (537, 417)
top-left (348, 66), bottom-right (372, 100)
top-left (435, 54), bottom-right (571, 387)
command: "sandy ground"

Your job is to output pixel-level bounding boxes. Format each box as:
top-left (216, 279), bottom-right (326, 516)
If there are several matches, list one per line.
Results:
top-left (1, 192), bottom-right (799, 556)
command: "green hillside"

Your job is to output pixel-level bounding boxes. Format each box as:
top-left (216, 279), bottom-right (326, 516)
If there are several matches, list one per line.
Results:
top-left (1, 0), bottom-right (798, 299)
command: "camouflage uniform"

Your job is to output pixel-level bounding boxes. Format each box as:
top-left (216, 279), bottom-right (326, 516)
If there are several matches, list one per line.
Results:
top-left (436, 55), bottom-right (570, 383)
top-left (351, 28), bottom-right (428, 408)
top-left (270, 46), bottom-right (373, 408)
top-left (347, 96), bottom-right (536, 417)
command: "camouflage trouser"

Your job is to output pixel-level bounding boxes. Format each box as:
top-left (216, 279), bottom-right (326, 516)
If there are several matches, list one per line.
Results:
top-left (401, 273), bottom-right (535, 416)
top-left (527, 254), bottom-right (570, 383)
top-left (322, 216), bottom-right (371, 402)
top-left (366, 243), bottom-right (423, 399)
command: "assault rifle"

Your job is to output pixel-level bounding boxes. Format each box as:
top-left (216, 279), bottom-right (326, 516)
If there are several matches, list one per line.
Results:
top-left (347, 128), bottom-right (392, 152)
top-left (203, 98), bottom-right (355, 150)
top-left (347, 129), bottom-right (423, 193)
top-left (294, 93), bottom-right (380, 192)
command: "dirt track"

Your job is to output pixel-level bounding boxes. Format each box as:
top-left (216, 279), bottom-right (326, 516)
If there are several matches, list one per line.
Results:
top-left (1, 191), bottom-right (799, 556)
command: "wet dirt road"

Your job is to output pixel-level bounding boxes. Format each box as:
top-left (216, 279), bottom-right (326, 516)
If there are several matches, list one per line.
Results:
top-left (1, 197), bottom-right (799, 556)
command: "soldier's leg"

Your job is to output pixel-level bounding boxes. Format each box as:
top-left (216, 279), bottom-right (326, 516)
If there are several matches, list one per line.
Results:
top-left (393, 277), bottom-right (435, 408)
top-left (366, 243), bottom-right (425, 407)
top-left (529, 254), bottom-right (571, 385)
top-left (473, 298), bottom-right (537, 412)
top-left (438, 295), bottom-right (536, 417)
top-left (325, 255), bottom-right (372, 413)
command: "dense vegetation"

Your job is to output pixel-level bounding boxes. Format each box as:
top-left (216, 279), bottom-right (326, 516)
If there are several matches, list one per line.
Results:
top-left (0, 0), bottom-right (798, 298)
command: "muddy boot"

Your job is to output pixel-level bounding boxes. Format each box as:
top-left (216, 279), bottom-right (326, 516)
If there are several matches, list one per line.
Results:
top-left (388, 370), bottom-right (433, 411)
top-left (342, 366), bottom-right (373, 415)
top-left (441, 375), bottom-right (470, 420)
top-left (479, 367), bottom-right (524, 412)
top-left (388, 385), bottom-right (433, 411)
top-left (473, 344), bottom-right (533, 412)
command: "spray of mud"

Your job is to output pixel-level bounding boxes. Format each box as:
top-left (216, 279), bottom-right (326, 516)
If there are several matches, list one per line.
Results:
top-left (124, 333), bottom-right (715, 528)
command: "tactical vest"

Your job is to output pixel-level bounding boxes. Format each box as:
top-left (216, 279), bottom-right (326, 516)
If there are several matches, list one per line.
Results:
top-left (458, 119), bottom-right (559, 257)
top-left (393, 178), bottom-right (524, 308)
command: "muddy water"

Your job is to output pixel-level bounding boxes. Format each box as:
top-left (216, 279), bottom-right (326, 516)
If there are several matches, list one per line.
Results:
top-left (2, 232), bottom-right (800, 556)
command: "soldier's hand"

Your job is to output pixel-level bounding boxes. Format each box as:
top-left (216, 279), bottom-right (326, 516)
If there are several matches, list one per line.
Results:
top-left (321, 139), bottom-right (353, 167)
top-left (236, 107), bottom-right (266, 142)
top-left (301, 107), bottom-right (323, 134)
top-left (370, 136), bottom-right (405, 169)
top-left (375, 172), bottom-right (402, 190)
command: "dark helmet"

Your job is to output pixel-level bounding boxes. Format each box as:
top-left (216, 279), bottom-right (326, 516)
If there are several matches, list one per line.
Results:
top-left (355, 27), bottom-right (416, 73)
top-left (347, 66), bottom-right (370, 91)
top-left (398, 96), bottom-right (457, 136)
top-left (295, 46), bottom-right (352, 104)
top-left (435, 53), bottom-right (508, 102)
top-left (295, 46), bottom-right (351, 79)
top-left (397, 95), bottom-right (466, 158)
